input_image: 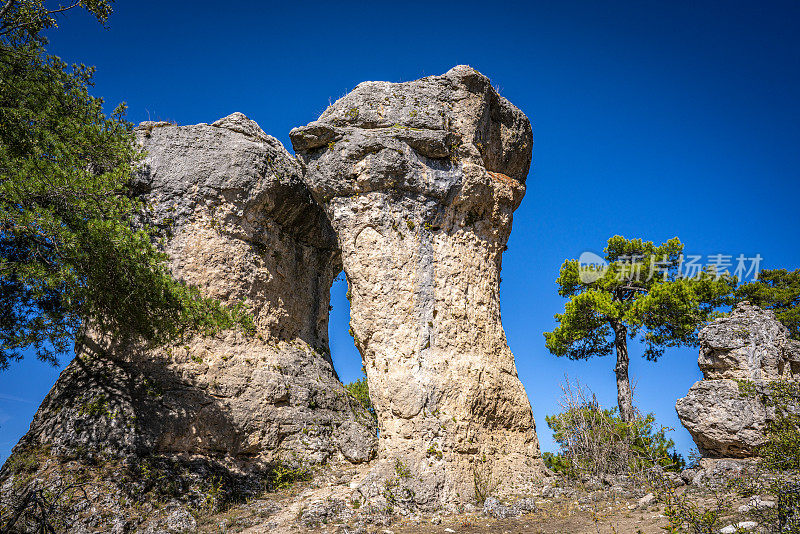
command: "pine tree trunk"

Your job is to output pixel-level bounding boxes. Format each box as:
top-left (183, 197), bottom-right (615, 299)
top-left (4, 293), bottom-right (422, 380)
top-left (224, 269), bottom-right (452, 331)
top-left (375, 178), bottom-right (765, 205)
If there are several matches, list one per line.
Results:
top-left (610, 319), bottom-right (634, 422)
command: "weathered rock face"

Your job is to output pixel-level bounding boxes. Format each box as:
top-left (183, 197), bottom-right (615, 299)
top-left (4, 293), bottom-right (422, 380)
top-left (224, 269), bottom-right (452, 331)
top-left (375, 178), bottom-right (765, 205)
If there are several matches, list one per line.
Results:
top-left (676, 380), bottom-right (771, 458)
top-left (134, 114), bottom-right (376, 464)
top-left (697, 301), bottom-right (800, 380)
top-left (676, 302), bottom-right (800, 457)
top-left (1, 114), bottom-right (376, 530)
top-left (291, 66), bottom-right (544, 506)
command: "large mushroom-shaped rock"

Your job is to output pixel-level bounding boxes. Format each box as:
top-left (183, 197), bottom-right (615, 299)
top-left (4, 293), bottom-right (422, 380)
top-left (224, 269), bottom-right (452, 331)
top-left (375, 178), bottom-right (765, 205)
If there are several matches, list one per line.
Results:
top-left (676, 302), bottom-right (800, 457)
top-left (1, 114), bottom-right (376, 530)
top-left (291, 66), bottom-right (544, 506)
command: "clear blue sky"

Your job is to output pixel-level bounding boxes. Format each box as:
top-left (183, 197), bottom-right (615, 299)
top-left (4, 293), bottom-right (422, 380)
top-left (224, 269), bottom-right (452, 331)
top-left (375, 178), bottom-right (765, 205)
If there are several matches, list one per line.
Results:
top-left (2, 0), bottom-right (800, 463)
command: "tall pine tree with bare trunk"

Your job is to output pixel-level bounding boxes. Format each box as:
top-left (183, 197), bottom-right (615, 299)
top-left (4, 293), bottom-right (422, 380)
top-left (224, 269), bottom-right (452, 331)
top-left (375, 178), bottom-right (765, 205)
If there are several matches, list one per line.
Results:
top-left (544, 236), bottom-right (734, 421)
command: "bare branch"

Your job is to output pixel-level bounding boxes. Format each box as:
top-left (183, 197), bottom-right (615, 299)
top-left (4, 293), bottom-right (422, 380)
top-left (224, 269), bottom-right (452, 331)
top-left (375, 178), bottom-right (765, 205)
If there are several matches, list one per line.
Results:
top-left (0, 1), bottom-right (81, 37)
top-left (0, 0), bottom-right (15, 22)
top-left (42, 1), bottom-right (82, 17)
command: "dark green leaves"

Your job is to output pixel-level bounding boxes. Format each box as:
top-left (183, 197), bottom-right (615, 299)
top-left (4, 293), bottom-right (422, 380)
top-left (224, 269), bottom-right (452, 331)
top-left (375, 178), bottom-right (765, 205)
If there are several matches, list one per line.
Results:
top-left (544, 290), bottom-right (615, 360)
top-left (1, 0), bottom-right (113, 47)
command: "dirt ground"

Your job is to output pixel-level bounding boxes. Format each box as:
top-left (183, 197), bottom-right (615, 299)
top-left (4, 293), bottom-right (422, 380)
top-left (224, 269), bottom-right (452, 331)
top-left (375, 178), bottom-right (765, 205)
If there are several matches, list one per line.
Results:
top-left (390, 503), bottom-right (669, 534)
top-left (210, 503), bottom-right (670, 534)
top-left (200, 466), bottom-right (676, 534)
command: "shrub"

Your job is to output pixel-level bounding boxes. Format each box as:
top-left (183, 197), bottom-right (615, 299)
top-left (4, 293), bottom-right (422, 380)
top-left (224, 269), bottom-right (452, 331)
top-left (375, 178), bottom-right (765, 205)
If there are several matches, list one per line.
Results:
top-left (345, 376), bottom-right (376, 421)
top-left (263, 462), bottom-right (311, 493)
top-left (656, 380), bottom-right (800, 533)
top-left (472, 456), bottom-right (499, 505)
top-left (544, 378), bottom-right (684, 478)
top-left (755, 381), bottom-right (800, 472)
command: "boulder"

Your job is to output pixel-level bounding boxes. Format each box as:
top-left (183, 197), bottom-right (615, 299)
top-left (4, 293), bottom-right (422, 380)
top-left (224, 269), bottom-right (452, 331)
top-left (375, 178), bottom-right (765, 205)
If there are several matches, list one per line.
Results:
top-left (291, 65), bottom-right (544, 507)
top-left (676, 302), bottom-right (799, 457)
top-left (697, 301), bottom-right (799, 380)
top-left (676, 380), bottom-right (770, 457)
top-left (720, 521), bottom-right (758, 533)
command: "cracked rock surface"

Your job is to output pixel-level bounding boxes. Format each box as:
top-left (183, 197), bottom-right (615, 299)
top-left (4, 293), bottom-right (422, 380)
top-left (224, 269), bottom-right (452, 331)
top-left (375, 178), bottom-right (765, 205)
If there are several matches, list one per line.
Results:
top-left (291, 66), bottom-right (544, 507)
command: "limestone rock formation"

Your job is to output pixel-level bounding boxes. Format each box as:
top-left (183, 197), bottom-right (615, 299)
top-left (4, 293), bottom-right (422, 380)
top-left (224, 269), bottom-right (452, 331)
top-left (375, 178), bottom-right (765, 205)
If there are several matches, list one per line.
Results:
top-left (0, 114), bottom-right (376, 530)
top-left (696, 301), bottom-right (800, 381)
top-left (676, 302), bottom-right (800, 457)
top-left (291, 66), bottom-right (544, 506)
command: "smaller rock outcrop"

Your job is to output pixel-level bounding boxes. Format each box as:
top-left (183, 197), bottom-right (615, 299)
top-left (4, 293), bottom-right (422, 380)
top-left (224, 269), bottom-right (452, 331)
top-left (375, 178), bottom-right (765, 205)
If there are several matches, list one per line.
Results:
top-left (697, 301), bottom-right (800, 380)
top-left (676, 302), bottom-right (800, 457)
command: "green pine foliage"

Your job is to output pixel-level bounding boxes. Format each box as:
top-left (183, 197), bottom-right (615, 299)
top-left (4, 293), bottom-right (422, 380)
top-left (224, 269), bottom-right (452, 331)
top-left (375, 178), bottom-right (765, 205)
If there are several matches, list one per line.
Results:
top-left (0, 1), bottom-right (250, 369)
top-left (545, 236), bottom-right (734, 361)
top-left (735, 268), bottom-right (800, 340)
top-left (344, 376), bottom-right (376, 421)
top-left (544, 236), bottom-right (734, 419)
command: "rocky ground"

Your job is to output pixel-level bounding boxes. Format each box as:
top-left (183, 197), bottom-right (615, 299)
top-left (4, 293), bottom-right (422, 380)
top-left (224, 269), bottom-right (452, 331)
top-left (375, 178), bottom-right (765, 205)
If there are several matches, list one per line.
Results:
top-left (3, 433), bottom-right (792, 532)
top-left (194, 468), bottom-right (663, 533)
top-left (185, 459), bottom-right (788, 534)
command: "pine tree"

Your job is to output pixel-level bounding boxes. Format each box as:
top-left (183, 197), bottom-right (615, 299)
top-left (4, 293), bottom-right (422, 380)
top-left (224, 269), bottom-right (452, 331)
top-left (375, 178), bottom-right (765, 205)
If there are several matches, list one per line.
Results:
top-left (544, 236), bottom-right (734, 420)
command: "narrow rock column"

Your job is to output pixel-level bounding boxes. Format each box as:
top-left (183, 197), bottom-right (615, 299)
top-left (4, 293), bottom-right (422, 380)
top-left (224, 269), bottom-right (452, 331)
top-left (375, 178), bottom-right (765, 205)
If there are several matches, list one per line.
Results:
top-left (291, 66), bottom-right (544, 505)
